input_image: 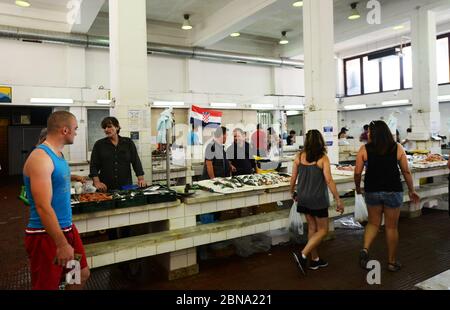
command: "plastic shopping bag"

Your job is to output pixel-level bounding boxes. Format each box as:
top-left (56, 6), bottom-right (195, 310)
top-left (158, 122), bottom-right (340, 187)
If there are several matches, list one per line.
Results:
top-left (287, 201), bottom-right (304, 235)
top-left (354, 192), bottom-right (368, 223)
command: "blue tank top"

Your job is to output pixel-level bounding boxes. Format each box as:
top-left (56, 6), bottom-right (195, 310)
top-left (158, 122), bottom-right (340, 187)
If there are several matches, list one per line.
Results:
top-left (25, 144), bottom-right (72, 229)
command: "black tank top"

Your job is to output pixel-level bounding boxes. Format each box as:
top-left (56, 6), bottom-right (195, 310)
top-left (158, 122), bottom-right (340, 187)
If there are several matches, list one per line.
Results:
top-left (364, 143), bottom-right (403, 192)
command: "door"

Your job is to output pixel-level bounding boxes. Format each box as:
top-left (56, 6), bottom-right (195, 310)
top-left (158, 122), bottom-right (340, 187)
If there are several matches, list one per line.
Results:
top-left (0, 119), bottom-right (9, 176)
top-left (8, 126), bottom-right (43, 175)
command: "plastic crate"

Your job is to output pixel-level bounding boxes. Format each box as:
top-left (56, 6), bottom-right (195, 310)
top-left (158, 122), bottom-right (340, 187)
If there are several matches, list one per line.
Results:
top-left (115, 194), bottom-right (148, 208)
top-left (71, 199), bottom-right (116, 214)
top-left (146, 190), bottom-right (177, 204)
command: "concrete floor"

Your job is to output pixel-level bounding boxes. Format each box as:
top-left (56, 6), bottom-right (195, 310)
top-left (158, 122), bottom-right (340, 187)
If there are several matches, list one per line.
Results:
top-left (1, 176), bottom-right (449, 290)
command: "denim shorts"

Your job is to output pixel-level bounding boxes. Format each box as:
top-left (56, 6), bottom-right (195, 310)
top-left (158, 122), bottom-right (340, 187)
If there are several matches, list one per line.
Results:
top-left (364, 192), bottom-right (403, 208)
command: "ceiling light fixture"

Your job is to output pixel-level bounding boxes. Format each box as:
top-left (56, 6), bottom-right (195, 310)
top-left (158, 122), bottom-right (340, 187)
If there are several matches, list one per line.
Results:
top-left (181, 14), bottom-right (193, 30)
top-left (230, 32), bottom-right (241, 37)
top-left (381, 99), bottom-right (410, 106)
top-left (279, 31), bottom-right (289, 45)
top-left (292, 1), bottom-right (303, 7)
top-left (284, 104), bottom-right (305, 110)
top-left (251, 104), bottom-right (274, 110)
top-left (30, 98), bottom-right (74, 104)
top-left (210, 102), bottom-right (237, 108)
top-left (15, 0), bottom-right (31, 7)
top-left (96, 99), bottom-right (112, 105)
top-left (438, 95), bottom-right (450, 102)
top-left (344, 104), bottom-right (367, 110)
top-left (153, 101), bottom-right (185, 107)
top-left (348, 2), bottom-right (361, 20)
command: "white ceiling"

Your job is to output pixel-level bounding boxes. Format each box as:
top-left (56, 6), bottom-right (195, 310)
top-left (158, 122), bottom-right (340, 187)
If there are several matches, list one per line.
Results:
top-left (0, 0), bottom-right (68, 12)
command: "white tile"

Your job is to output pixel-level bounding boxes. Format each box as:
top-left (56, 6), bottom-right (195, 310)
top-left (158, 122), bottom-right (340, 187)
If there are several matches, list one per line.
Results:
top-left (210, 231), bottom-right (226, 243)
top-left (156, 241), bottom-right (176, 254)
top-left (175, 238), bottom-right (194, 250)
top-left (74, 220), bottom-right (87, 233)
top-left (216, 199), bottom-right (232, 211)
top-left (185, 204), bottom-right (201, 216)
top-left (149, 208), bottom-right (168, 222)
top-left (130, 211), bottom-right (149, 225)
top-left (201, 201), bottom-right (217, 213)
top-left (86, 256), bottom-right (93, 268)
top-left (109, 214), bottom-right (130, 228)
top-left (187, 247), bottom-right (196, 255)
top-left (187, 251), bottom-right (197, 266)
top-left (170, 218), bottom-right (185, 229)
top-left (87, 217), bottom-right (109, 232)
top-left (184, 216), bottom-right (196, 227)
top-left (259, 193), bottom-right (272, 205)
top-left (115, 248), bottom-right (137, 263)
top-left (91, 253), bottom-right (114, 268)
top-left (241, 225), bottom-right (256, 236)
top-left (136, 245), bottom-right (157, 258)
top-left (170, 254), bottom-right (188, 270)
top-left (231, 197), bottom-right (245, 209)
top-left (283, 191), bottom-right (291, 200)
top-left (226, 228), bottom-right (242, 240)
top-left (270, 219), bottom-right (284, 230)
top-left (168, 205), bottom-right (185, 219)
top-left (245, 195), bottom-right (259, 207)
top-left (193, 234), bottom-right (211, 246)
top-left (272, 192), bottom-right (284, 202)
top-left (255, 222), bottom-right (270, 233)
top-left (170, 249), bottom-right (187, 257)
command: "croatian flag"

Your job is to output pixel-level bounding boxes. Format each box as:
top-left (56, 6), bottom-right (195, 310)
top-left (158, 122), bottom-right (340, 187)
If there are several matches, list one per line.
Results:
top-left (190, 105), bottom-right (222, 128)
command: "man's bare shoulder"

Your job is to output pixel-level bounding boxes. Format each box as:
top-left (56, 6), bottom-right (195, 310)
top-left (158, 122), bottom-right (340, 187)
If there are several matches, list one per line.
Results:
top-left (24, 149), bottom-right (53, 176)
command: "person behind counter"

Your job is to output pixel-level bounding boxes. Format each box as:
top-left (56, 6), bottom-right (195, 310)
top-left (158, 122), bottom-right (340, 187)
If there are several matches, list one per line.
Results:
top-left (355, 120), bottom-right (420, 272)
top-left (290, 130), bottom-right (344, 275)
top-left (251, 124), bottom-right (268, 157)
top-left (338, 127), bottom-right (349, 139)
top-left (359, 124), bottom-right (369, 143)
top-left (89, 117), bottom-right (146, 192)
top-left (23, 111), bottom-right (90, 290)
top-left (226, 128), bottom-right (256, 176)
top-left (286, 130), bottom-right (296, 146)
top-left (203, 126), bottom-right (232, 179)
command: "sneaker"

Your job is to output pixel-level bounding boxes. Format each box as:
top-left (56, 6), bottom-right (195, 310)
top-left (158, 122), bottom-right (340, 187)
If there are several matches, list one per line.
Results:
top-left (309, 258), bottom-right (328, 270)
top-left (292, 252), bottom-right (307, 275)
top-left (359, 249), bottom-right (369, 270)
top-left (387, 261), bottom-right (402, 272)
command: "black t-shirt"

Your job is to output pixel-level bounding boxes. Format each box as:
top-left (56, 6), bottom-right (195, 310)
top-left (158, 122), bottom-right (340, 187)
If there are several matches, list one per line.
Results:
top-left (89, 136), bottom-right (144, 190)
top-left (226, 142), bottom-right (256, 176)
top-left (202, 141), bottom-right (230, 179)
top-left (286, 136), bottom-right (294, 145)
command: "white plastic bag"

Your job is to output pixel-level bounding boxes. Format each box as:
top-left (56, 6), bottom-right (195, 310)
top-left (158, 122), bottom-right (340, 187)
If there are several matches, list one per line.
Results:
top-left (287, 201), bottom-right (304, 235)
top-left (354, 192), bottom-right (368, 223)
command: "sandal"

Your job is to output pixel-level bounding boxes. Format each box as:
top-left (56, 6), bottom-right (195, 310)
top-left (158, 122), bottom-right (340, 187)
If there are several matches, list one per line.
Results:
top-left (359, 248), bottom-right (369, 270)
top-left (387, 261), bottom-right (402, 272)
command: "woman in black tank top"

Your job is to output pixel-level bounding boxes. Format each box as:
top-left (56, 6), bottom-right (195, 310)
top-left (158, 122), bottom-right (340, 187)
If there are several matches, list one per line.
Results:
top-left (355, 121), bottom-right (420, 272)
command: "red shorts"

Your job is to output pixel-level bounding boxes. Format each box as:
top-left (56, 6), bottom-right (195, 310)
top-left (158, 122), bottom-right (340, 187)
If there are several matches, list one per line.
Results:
top-left (24, 224), bottom-right (88, 290)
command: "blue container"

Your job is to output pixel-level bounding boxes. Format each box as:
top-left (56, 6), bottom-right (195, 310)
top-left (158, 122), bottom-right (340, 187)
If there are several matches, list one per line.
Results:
top-left (121, 184), bottom-right (139, 191)
top-left (199, 213), bottom-right (216, 224)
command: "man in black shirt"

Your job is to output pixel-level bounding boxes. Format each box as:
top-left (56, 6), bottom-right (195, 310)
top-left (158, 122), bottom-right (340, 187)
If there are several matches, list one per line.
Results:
top-left (227, 128), bottom-right (256, 176)
top-left (202, 126), bottom-right (231, 179)
top-left (90, 117), bottom-right (146, 191)
top-left (286, 130), bottom-right (296, 146)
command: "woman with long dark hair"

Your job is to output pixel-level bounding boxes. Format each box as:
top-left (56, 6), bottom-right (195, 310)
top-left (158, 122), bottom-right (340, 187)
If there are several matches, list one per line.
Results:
top-left (290, 130), bottom-right (344, 275)
top-left (355, 120), bottom-right (420, 272)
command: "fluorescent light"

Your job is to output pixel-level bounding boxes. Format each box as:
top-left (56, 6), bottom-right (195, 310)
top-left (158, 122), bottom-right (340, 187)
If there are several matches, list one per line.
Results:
top-left (381, 99), bottom-right (410, 106)
top-left (286, 111), bottom-right (301, 116)
top-left (438, 95), bottom-right (450, 102)
top-left (15, 0), bottom-right (31, 7)
top-left (348, 2), bottom-right (361, 20)
top-left (30, 98), bottom-right (74, 104)
top-left (251, 104), bottom-right (274, 110)
top-left (292, 1), bottom-right (303, 7)
top-left (153, 101), bottom-right (185, 107)
top-left (230, 32), bottom-right (241, 37)
top-left (279, 31), bottom-right (289, 45)
top-left (210, 102), bottom-right (237, 108)
top-left (393, 25), bottom-right (405, 30)
top-left (96, 99), bottom-right (111, 105)
top-left (284, 104), bottom-right (304, 110)
top-left (344, 104), bottom-right (367, 110)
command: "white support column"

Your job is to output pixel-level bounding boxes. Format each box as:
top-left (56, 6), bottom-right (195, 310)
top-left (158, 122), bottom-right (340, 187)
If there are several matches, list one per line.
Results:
top-left (109, 0), bottom-right (152, 182)
top-left (302, 0), bottom-right (338, 163)
top-left (410, 7), bottom-right (441, 154)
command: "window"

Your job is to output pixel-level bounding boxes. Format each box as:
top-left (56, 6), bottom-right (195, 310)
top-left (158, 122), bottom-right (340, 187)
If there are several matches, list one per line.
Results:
top-left (363, 56), bottom-right (380, 94)
top-left (381, 56), bottom-right (400, 91)
top-left (87, 109), bottom-right (110, 152)
top-left (402, 46), bottom-right (412, 89)
top-left (437, 37), bottom-right (450, 84)
top-left (345, 58), bottom-right (361, 96)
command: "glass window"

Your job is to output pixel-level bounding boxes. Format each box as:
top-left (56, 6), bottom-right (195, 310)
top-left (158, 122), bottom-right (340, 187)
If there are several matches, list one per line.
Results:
top-left (402, 46), bottom-right (412, 89)
top-left (345, 58), bottom-right (361, 95)
top-left (437, 37), bottom-right (450, 84)
top-left (363, 56), bottom-right (380, 93)
top-left (381, 55), bottom-right (400, 91)
top-left (87, 109), bottom-right (110, 152)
